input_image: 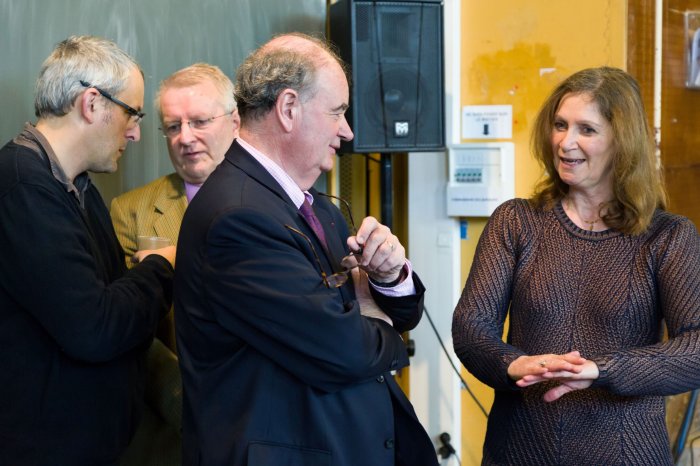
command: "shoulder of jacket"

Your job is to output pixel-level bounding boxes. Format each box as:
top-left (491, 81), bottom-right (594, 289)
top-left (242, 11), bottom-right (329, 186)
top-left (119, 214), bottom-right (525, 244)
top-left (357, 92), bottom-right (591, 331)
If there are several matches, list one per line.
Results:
top-left (112, 173), bottom-right (181, 205)
top-left (0, 142), bottom-right (54, 196)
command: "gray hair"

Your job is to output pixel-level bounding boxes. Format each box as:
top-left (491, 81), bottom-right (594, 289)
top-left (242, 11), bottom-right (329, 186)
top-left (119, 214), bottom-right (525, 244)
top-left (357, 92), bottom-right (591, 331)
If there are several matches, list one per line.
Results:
top-left (154, 63), bottom-right (236, 121)
top-left (34, 35), bottom-right (141, 118)
top-left (234, 32), bottom-right (347, 122)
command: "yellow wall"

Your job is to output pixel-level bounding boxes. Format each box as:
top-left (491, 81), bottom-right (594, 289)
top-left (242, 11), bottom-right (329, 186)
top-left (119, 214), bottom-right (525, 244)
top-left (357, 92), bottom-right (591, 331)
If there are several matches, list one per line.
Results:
top-left (457, 1), bottom-right (626, 463)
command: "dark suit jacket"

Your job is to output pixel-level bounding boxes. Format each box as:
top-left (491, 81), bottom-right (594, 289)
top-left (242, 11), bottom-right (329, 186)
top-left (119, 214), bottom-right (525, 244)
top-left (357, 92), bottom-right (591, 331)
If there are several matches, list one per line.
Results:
top-left (174, 140), bottom-right (437, 466)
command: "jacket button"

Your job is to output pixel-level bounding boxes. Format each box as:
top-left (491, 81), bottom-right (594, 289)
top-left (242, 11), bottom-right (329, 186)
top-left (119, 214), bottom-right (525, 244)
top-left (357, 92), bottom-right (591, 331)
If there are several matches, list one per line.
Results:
top-left (343, 302), bottom-right (353, 311)
top-left (376, 375), bottom-right (385, 383)
top-left (384, 438), bottom-right (394, 449)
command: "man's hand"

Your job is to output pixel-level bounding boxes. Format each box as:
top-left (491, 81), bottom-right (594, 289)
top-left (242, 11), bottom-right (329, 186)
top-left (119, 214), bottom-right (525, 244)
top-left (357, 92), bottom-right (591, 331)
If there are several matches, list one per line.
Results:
top-left (132, 245), bottom-right (176, 268)
top-left (347, 216), bottom-right (405, 284)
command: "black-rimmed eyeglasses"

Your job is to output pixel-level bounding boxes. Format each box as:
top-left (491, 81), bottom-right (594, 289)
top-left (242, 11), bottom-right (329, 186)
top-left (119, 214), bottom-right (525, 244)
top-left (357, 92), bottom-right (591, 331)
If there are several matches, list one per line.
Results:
top-left (80, 80), bottom-right (145, 123)
top-left (159, 111), bottom-right (235, 139)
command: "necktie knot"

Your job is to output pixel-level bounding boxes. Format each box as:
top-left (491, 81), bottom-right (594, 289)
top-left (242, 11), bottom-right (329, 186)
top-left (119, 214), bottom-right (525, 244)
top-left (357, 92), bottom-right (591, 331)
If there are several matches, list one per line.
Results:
top-left (299, 199), bottom-right (328, 248)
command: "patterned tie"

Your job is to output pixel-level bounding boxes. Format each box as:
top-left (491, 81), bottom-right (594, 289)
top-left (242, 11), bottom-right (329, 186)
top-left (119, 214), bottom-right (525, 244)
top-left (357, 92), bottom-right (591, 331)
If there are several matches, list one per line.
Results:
top-left (298, 198), bottom-right (328, 249)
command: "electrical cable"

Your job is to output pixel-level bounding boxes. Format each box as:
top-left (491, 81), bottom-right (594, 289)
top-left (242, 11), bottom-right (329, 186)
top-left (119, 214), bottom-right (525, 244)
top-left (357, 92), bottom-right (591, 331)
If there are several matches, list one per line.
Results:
top-left (675, 389), bottom-right (699, 463)
top-left (422, 304), bottom-right (489, 417)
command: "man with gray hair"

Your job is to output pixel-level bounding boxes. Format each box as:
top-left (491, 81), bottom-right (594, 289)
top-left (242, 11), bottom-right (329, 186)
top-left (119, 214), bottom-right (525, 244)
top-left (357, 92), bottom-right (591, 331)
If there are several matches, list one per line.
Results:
top-left (175, 33), bottom-right (438, 466)
top-left (0, 35), bottom-right (174, 465)
top-left (111, 62), bottom-right (239, 466)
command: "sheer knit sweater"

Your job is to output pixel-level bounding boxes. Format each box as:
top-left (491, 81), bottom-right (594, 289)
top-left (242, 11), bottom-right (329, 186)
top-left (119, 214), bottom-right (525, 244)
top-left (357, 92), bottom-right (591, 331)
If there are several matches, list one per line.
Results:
top-left (452, 198), bottom-right (700, 466)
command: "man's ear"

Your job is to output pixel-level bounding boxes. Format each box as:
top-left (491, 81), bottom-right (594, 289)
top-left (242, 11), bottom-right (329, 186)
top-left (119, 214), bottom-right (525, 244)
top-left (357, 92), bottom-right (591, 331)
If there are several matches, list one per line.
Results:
top-left (79, 88), bottom-right (100, 124)
top-left (231, 108), bottom-right (241, 136)
top-left (275, 88), bottom-right (299, 133)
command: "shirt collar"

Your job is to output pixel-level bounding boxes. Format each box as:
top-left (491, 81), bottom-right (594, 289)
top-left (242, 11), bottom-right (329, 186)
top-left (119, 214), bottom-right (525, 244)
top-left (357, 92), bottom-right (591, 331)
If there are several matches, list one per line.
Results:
top-left (13, 122), bottom-right (92, 207)
top-left (236, 137), bottom-right (310, 208)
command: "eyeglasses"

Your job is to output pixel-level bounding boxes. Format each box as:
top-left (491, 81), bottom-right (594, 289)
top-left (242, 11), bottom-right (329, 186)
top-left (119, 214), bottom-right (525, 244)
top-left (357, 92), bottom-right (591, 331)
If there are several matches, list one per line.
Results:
top-left (317, 192), bottom-right (358, 235)
top-left (285, 193), bottom-right (363, 288)
top-left (79, 80), bottom-right (145, 123)
top-left (317, 192), bottom-right (363, 264)
top-left (159, 111), bottom-right (234, 139)
top-left (285, 224), bottom-right (357, 288)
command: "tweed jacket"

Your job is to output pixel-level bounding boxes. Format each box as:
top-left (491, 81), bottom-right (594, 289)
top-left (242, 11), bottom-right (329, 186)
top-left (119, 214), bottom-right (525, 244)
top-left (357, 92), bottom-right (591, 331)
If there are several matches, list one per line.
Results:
top-left (111, 172), bottom-right (187, 350)
top-left (110, 172), bottom-right (187, 466)
top-left (111, 173), bottom-right (188, 264)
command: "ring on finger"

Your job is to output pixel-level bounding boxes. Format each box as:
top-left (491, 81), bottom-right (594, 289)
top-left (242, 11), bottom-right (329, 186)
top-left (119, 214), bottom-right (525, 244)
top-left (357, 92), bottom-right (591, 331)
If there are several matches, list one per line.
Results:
top-left (538, 360), bottom-right (547, 368)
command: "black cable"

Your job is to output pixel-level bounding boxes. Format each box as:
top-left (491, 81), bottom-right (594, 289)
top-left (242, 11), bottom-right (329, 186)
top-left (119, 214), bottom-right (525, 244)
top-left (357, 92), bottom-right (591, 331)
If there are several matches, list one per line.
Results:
top-left (422, 304), bottom-right (489, 417)
top-left (438, 432), bottom-right (463, 466)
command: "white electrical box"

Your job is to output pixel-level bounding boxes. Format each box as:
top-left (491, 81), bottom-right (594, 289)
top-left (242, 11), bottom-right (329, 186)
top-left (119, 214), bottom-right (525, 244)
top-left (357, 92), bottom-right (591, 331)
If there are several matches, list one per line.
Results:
top-left (446, 142), bottom-right (515, 217)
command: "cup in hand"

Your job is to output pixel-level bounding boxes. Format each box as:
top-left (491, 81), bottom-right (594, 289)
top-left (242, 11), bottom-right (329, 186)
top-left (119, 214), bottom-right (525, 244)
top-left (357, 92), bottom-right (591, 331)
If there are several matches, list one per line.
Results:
top-left (137, 235), bottom-right (170, 250)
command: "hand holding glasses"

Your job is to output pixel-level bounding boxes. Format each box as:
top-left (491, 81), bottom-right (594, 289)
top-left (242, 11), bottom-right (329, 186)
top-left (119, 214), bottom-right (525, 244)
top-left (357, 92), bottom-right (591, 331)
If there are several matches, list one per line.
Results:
top-left (285, 194), bottom-right (362, 288)
top-left (286, 223), bottom-right (394, 324)
top-left (285, 224), bottom-right (355, 288)
top-left (318, 193), bottom-right (406, 285)
top-left (287, 193), bottom-right (406, 289)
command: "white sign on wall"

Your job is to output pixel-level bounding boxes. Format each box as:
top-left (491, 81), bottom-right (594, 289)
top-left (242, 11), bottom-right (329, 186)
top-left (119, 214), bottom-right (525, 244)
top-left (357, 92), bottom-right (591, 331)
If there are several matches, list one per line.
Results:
top-left (461, 105), bottom-right (513, 139)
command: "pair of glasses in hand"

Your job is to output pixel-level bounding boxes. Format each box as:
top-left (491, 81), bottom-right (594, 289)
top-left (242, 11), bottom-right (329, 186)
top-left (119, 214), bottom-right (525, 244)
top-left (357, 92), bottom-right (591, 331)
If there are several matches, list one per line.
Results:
top-left (316, 192), bottom-right (365, 263)
top-left (285, 225), bottom-right (359, 288)
top-left (286, 193), bottom-right (364, 288)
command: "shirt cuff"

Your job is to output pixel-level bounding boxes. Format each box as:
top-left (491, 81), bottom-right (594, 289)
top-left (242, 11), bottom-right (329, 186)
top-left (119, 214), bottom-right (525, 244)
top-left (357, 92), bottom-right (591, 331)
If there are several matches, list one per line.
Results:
top-left (369, 260), bottom-right (415, 297)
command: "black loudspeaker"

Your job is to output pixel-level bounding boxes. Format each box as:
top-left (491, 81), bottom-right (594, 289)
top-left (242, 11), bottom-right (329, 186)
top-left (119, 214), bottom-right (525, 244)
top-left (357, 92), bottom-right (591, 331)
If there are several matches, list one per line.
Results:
top-left (329, 0), bottom-right (445, 154)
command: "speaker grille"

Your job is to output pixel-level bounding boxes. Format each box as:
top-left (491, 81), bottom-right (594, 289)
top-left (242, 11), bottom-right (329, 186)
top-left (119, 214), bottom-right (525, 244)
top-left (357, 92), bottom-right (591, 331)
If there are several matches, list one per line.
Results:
top-left (331, 0), bottom-right (445, 153)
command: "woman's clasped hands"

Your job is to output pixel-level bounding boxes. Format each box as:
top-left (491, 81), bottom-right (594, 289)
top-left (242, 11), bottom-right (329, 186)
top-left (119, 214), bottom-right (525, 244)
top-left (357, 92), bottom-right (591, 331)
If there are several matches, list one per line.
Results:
top-left (507, 351), bottom-right (600, 402)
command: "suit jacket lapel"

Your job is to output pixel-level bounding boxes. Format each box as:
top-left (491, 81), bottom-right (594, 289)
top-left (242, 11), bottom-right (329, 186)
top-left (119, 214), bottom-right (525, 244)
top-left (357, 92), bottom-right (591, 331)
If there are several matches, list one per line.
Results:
top-left (228, 141), bottom-right (293, 206)
top-left (311, 191), bottom-right (356, 302)
top-left (227, 141), bottom-right (347, 276)
top-left (153, 173), bottom-right (188, 240)
top-left (309, 189), bottom-right (347, 265)
top-left (227, 141), bottom-right (328, 253)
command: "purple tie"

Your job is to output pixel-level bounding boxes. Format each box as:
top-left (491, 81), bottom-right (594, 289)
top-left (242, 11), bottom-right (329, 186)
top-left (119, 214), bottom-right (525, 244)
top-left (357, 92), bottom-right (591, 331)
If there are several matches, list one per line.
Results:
top-left (299, 199), bottom-right (328, 248)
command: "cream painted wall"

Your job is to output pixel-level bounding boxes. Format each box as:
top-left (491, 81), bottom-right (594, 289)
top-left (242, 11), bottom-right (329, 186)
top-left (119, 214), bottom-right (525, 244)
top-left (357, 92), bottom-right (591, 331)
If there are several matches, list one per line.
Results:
top-left (457, 1), bottom-right (627, 464)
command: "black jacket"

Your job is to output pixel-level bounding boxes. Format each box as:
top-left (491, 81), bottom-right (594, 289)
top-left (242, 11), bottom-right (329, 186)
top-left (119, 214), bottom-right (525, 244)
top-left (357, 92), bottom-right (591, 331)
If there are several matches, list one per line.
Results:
top-left (0, 135), bottom-right (173, 465)
top-left (175, 140), bottom-right (438, 466)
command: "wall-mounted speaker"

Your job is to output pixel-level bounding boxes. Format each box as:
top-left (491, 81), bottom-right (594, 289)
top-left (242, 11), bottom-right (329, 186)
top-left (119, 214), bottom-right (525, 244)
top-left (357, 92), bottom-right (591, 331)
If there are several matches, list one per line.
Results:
top-left (330, 0), bottom-right (445, 154)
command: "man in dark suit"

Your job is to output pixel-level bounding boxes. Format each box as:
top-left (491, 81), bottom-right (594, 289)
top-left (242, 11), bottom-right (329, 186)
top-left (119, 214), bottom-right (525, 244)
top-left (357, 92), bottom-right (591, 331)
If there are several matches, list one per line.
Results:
top-left (174, 33), bottom-right (438, 466)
